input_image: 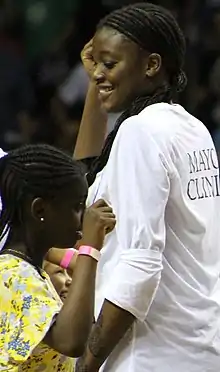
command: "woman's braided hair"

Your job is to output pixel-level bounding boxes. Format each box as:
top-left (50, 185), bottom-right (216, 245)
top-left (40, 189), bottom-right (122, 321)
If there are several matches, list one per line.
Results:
top-left (87, 2), bottom-right (187, 185)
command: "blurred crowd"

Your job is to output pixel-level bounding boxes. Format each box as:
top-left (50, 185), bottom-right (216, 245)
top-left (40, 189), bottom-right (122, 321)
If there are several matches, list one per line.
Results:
top-left (1, 0), bottom-right (220, 155)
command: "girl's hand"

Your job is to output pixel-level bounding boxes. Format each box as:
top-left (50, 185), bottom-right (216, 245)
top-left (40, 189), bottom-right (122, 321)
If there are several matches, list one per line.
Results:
top-left (81, 199), bottom-right (116, 250)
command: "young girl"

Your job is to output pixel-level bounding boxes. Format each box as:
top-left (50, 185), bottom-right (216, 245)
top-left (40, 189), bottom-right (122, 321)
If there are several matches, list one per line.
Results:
top-left (0, 144), bottom-right (115, 371)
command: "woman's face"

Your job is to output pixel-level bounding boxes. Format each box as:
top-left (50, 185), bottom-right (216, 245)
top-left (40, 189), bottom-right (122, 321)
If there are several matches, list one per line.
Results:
top-left (44, 261), bottom-right (72, 302)
top-left (92, 27), bottom-right (149, 113)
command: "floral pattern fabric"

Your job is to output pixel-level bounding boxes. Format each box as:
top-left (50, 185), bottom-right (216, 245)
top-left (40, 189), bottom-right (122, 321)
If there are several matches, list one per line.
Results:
top-left (0, 254), bottom-right (74, 371)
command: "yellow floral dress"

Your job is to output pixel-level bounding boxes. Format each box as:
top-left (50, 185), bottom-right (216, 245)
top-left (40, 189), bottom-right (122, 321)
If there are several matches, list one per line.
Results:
top-left (0, 254), bottom-right (74, 371)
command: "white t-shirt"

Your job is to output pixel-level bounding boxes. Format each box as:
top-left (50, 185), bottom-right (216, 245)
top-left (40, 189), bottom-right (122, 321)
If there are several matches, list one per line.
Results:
top-left (87, 103), bottom-right (220, 372)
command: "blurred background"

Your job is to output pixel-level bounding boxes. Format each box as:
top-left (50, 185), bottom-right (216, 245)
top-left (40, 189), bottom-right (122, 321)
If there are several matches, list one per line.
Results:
top-left (1, 0), bottom-right (220, 156)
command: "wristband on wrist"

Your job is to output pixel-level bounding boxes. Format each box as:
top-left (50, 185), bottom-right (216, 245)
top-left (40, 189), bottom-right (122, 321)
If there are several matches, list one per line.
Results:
top-left (60, 248), bottom-right (78, 269)
top-left (78, 245), bottom-right (101, 262)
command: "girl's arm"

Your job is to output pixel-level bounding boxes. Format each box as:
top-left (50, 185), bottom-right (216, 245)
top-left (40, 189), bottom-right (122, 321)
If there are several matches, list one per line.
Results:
top-left (44, 200), bottom-right (116, 357)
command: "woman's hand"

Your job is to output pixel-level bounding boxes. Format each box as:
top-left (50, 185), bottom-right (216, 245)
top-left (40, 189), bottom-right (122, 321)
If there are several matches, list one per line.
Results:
top-left (81, 39), bottom-right (96, 79)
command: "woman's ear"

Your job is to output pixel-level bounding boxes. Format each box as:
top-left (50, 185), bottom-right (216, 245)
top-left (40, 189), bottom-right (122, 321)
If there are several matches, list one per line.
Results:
top-left (145, 53), bottom-right (162, 78)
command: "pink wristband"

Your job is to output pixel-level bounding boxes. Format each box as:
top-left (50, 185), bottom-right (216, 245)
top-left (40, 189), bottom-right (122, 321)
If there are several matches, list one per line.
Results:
top-left (60, 249), bottom-right (78, 269)
top-left (78, 245), bottom-right (101, 262)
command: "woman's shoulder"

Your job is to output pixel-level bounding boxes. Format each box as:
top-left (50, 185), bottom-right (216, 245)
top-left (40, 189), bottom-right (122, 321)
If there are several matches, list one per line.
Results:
top-left (119, 103), bottom-right (193, 143)
top-left (116, 103), bottom-right (175, 145)
top-left (119, 103), bottom-right (174, 132)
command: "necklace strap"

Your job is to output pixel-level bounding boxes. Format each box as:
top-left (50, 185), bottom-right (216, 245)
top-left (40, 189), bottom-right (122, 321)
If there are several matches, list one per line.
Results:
top-left (1, 248), bottom-right (32, 262)
top-left (0, 248), bottom-right (43, 277)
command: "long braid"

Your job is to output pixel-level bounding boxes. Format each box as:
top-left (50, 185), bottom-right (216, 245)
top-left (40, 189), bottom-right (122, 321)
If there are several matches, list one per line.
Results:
top-left (87, 86), bottom-right (172, 185)
top-left (87, 2), bottom-right (187, 186)
top-left (0, 144), bottom-right (84, 242)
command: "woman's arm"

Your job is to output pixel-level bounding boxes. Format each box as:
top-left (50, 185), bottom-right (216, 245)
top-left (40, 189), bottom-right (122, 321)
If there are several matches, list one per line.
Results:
top-left (73, 40), bottom-right (107, 162)
top-left (73, 82), bottom-right (107, 161)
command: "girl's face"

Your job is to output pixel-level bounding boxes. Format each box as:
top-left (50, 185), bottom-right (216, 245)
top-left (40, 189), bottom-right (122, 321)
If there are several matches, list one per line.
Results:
top-left (43, 261), bottom-right (72, 302)
top-left (34, 175), bottom-right (88, 249)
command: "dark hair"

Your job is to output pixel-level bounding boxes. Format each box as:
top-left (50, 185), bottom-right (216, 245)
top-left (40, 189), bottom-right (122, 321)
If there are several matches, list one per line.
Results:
top-left (0, 144), bottom-right (84, 242)
top-left (87, 2), bottom-right (187, 185)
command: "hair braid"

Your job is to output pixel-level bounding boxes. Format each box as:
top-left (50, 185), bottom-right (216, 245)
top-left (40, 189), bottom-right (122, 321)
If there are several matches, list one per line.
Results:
top-left (87, 2), bottom-right (187, 186)
top-left (0, 144), bottom-right (84, 242)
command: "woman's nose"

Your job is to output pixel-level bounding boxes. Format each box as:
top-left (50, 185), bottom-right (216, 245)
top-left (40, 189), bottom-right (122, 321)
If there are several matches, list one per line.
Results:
top-left (93, 65), bottom-right (105, 84)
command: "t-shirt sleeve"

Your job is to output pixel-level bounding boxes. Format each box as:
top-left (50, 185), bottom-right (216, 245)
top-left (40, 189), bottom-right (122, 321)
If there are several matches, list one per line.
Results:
top-left (0, 263), bottom-right (61, 365)
top-left (104, 116), bottom-right (172, 321)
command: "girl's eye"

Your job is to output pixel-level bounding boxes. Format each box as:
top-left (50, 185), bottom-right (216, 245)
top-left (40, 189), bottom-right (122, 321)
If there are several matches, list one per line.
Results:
top-left (74, 202), bottom-right (85, 212)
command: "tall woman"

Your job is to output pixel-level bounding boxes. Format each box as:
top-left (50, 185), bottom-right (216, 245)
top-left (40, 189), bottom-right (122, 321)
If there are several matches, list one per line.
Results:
top-left (74, 3), bottom-right (220, 372)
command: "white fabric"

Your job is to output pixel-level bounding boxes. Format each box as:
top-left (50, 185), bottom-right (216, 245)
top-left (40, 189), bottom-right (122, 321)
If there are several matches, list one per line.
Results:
top-left (87, 103), bottom-right (220, 372)
top-left (0, 148), bottom-right (8, 251)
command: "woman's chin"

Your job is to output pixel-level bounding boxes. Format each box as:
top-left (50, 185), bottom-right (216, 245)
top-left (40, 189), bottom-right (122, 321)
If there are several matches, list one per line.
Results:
top-left (100, 98), bottom-right (120, 114)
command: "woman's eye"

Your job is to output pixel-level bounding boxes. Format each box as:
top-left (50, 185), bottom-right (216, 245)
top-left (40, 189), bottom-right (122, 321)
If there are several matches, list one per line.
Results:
top-left (103, 61), bottom-right (116, 69)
